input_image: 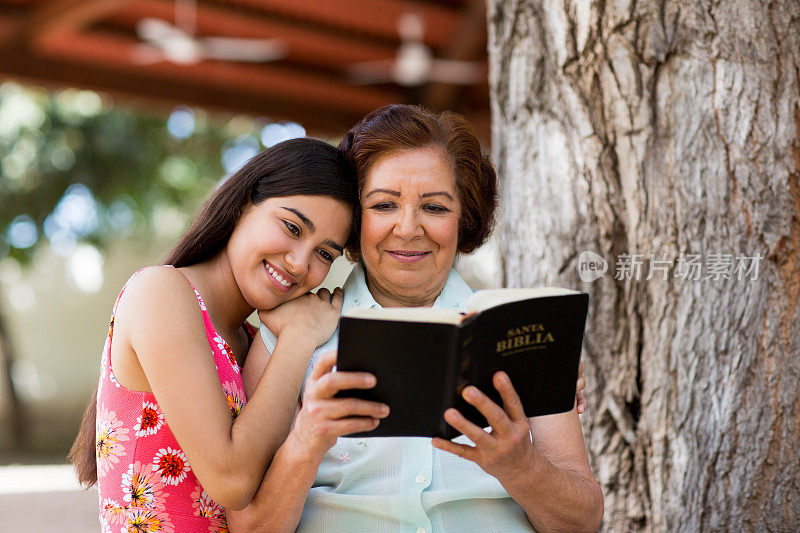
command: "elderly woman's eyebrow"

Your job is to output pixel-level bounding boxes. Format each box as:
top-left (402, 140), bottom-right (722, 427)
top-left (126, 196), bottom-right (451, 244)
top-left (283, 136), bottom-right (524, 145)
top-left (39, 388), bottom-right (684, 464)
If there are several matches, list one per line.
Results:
top-left (420, 191), bottom-right (454, 201)
top-left (365, 188), bottom-right (401, 198)
top-left (281, 207), bottom-right (315, 232)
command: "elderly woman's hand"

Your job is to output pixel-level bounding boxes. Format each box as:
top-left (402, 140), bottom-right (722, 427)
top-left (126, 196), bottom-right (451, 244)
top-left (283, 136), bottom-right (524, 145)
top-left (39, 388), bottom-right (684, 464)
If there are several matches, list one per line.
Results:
top-left (431, 371), bottom-right (548, 485)
top-left (576, 361), bottom-right (587, 414)
top-left (285, 350), bottom-right (390, 461)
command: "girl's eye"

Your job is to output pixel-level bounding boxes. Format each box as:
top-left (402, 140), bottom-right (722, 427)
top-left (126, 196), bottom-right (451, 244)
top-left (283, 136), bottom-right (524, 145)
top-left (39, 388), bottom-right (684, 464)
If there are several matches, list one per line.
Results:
top-left (318, 249), bottom-right (334, 262)
top-left (283, 220), bottom-right (301, 236)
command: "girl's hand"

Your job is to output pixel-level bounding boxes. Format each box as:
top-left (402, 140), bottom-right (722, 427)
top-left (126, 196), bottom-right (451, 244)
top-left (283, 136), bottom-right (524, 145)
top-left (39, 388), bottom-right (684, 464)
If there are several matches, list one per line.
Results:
top-left (287, 350), bottom-right (389, 460)
top-left (258, 288), bottom-right (344, 347)
top-left (576, 361), bottom-right (587, 414)
top-left (432, 372), bottom-right (545, 485)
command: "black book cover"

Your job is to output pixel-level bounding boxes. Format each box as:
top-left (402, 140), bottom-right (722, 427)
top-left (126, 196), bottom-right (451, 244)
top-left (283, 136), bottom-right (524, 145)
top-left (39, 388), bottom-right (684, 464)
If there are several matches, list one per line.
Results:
top-left (335, 292), bottom-right (589, 439)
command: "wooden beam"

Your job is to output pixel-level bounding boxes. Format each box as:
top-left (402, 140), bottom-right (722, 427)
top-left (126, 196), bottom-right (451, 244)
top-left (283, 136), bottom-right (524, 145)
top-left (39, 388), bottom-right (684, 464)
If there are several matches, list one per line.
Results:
top-left (421, 0), bottom-right (488, 110)
top-left (102, 0), bottom-right (398, 67)
top-left (0, 19), bottom-right (396, 135)
top-left (24, 0), bottom-right (129, 43)
top-left (0, 3), bottom-right (491, 140)
top-left (215, 0), bottom-right (461, 47)
top-left (36, 30), bottom-right (401, 113)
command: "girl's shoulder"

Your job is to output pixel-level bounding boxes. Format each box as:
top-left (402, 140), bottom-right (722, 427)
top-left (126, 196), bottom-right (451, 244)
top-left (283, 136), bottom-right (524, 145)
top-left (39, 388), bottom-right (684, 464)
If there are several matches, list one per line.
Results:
top-left (123, 264), bottom-right (185, 289)
top-left (114, 265), bottom-right (204, 332)
top-left (120, 265), bottom-right (194, 302)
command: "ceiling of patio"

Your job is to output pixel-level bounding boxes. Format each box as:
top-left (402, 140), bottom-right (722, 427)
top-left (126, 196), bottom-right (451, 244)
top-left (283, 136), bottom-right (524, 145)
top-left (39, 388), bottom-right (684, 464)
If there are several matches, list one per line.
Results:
top-left (0, 0), bottom-right (490, 139)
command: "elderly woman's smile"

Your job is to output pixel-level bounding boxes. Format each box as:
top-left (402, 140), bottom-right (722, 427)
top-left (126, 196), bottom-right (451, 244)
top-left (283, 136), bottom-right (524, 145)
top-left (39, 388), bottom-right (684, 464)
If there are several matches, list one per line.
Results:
top-left (384, 249), bottom-right (429, 262)
top-left (359, 147), bottom-right (461, 308)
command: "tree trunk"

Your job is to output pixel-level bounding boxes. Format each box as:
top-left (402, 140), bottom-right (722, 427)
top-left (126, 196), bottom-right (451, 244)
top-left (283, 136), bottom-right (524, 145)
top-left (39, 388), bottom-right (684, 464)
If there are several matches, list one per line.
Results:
top-left (487, 0), bottom-right (800, 530)
top-left (0, 290), bottom-right (24, 449)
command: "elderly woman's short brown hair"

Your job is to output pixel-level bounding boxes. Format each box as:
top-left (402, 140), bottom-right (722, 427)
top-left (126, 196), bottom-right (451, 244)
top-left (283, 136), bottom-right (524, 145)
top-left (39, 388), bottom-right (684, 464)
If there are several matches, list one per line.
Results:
top-left (338, 104), bottom-right (498, 260)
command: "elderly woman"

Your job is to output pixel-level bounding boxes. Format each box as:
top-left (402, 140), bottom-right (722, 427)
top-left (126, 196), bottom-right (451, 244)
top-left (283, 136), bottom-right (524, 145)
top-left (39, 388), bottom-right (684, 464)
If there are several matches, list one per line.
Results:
top-left (230, 105), bottom-right (603, 532)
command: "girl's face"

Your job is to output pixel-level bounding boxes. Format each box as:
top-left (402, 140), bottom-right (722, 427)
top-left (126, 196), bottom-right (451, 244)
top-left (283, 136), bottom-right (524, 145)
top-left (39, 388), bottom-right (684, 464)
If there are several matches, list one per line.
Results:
top-left (359, 147), bottom-right (461, 306)
top-left (226, 195), bottom-right (352, 310)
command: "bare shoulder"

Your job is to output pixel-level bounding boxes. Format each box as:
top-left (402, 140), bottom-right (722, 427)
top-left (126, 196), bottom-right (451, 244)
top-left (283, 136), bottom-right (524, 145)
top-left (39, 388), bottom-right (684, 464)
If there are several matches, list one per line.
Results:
top-left (120, 266), bottom-right (194, 304)
top-left (109, 266), bottom-right (209, 391)
top-left (115, 266), bottom-right (204, 336)
top-left (123, 265), bottom-right (187, 293)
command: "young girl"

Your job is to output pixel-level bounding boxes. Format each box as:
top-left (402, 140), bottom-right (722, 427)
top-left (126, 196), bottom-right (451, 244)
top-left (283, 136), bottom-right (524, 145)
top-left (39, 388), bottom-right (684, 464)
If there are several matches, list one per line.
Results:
top-left (68, 137), bottom-right (360, 532)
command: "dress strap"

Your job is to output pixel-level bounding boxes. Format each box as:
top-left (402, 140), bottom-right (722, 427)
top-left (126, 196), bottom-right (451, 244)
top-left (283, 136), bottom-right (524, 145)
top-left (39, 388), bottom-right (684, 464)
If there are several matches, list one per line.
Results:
top-left (167, 267), bottom-right (249, 369)
top-left (172, 268), bottom-right (212, 314)
top-left (109, 266), bottom-right (152, 320)
top-left (107, 265), bottom-right (213, 336)
top-left (164, 266), bottom-right (222, 346)
top-left (244, 322), bottom-right (257, 342)
top-left (104, 266), bottom-right (161, 368)
top-left (111, 265), bottom-right (250, 368)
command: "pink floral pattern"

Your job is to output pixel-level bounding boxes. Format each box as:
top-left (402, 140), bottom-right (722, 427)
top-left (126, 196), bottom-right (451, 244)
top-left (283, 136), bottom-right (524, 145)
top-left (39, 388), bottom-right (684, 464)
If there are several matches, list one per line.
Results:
top-left (96, 267), bottom-right (253, 532)
top-left (222, 381), bottom-right (245, 420)
top-left (214, 334), bottom-right (240, 373)
top-left (96, 405), bottom-right (129, 477)
top-left (100, 497), bottom-right (125, 527)
top-left (135, 402), bottom-right (165, 437)
top-left (209, 516), bottom-right (229, 533)
top-left (152, 447), bottom-right (191, 486)
top-left (121, 461), bottom-right (169, 510)
top-left (189, 486), bottom-right (229, 532)
top-left (191, 485), bottom-right (225, 519)
top-left (121, 507), bottom-right (175, 533)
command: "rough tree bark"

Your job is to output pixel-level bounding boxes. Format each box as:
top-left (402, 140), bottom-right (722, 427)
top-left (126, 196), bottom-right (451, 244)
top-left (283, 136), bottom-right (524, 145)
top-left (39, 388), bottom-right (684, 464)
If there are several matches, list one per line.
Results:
top-left (487, 0), bottom-right (800, 530)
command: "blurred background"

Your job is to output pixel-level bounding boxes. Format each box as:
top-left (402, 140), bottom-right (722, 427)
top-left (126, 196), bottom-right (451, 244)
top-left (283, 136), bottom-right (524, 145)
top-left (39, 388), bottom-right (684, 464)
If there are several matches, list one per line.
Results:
top-left (0, 0), bottom-right (497, 529)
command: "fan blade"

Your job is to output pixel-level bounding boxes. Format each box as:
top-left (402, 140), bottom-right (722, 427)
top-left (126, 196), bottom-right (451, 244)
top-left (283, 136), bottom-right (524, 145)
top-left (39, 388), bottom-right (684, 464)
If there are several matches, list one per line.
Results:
top-left (347, 60), bottom-right (397, 84)
top-left (136, 17), bottom-right (186, 44)
top-left (136, 18), bottom-right (201, 64)
top-left (201, 37), bottom-right (288, 62)
top-left (426, 59), bottom-right (486, 85)
top-left (392, 42), bottom-right (433, 86)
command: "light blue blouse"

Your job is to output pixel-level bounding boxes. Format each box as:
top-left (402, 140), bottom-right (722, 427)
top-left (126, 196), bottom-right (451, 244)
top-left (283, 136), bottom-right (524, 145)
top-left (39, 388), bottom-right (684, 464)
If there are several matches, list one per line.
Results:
top-left (260, 264), bottom-right (532, 532)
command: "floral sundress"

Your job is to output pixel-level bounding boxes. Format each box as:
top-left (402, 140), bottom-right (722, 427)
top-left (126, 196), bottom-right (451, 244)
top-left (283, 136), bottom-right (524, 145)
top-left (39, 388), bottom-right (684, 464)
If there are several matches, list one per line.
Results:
top-left (95, 267), bottom-right (253, 533)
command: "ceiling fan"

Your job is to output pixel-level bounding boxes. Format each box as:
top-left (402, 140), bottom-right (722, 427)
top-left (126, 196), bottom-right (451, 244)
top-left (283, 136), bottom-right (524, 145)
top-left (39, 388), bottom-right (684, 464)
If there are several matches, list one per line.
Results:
top-left (348, 13), bottom-right (485, 87)
top-left (134, 0), bottom-right (288, 65)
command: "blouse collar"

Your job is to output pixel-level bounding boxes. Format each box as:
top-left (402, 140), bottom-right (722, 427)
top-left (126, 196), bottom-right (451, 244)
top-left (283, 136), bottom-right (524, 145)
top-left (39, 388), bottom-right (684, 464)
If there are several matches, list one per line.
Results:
top-left (342, 262), bottom-right (473, 313)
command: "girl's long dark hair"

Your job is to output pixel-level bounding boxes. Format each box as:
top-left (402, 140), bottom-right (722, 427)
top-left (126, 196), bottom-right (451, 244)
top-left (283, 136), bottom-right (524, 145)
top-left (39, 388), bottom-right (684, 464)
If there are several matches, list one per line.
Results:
top-left (68, 137), bottom-right (357, 487)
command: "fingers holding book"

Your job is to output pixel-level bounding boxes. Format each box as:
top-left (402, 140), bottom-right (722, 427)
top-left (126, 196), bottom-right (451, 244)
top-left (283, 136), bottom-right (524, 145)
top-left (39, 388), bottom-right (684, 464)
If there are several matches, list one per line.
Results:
top-left (308, 349), bottom-right (338, 380)
top-left (291, 350), bottom-right (390, 460)
top-left (432, 372), bottom-right (539, 484)
top-left (576, 361), bottom-right (587, 414)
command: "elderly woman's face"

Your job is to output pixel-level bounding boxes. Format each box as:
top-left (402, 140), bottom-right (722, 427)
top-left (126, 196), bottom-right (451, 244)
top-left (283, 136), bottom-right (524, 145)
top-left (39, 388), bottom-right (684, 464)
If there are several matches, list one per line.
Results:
top-left (359, 147), bottom-right (461, 306)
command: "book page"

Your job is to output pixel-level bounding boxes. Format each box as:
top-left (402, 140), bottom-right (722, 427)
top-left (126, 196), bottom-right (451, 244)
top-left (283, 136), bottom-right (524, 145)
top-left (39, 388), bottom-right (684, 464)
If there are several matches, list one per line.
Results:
top-left (466, 287), bottom-right (580, 313)
top-left (342, 306), bottom-right (464, 325)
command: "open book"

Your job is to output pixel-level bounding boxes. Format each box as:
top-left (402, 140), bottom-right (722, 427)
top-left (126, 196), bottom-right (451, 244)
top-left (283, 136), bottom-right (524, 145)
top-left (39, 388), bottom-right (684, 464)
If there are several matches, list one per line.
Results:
top-left (335, 288), bottom-right (590, 438)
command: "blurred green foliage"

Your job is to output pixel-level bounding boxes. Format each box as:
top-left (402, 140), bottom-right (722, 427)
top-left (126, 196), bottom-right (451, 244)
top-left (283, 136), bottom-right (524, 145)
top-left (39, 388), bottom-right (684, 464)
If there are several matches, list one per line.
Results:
top-left (0, 81), bottom-right (251, 264)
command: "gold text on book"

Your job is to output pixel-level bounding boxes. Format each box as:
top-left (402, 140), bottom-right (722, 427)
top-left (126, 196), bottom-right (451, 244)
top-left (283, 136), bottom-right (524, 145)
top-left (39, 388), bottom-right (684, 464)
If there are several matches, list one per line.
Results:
top-left (496, 323), bottom-right (554, 356)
